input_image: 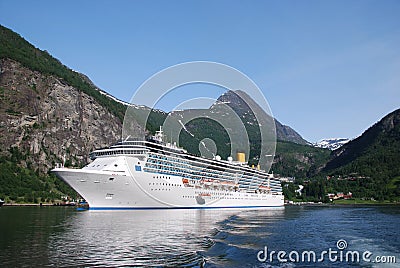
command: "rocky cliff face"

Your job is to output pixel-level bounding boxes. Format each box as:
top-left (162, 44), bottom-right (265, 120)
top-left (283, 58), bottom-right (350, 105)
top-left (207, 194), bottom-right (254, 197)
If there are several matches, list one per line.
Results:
top-left (0, 58), bottom-right (124, 173)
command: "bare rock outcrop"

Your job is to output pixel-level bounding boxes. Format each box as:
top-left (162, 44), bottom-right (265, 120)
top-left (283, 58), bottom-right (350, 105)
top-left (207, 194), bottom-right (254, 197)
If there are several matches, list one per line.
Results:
top-left (0, 58), bottom-right (126, 173)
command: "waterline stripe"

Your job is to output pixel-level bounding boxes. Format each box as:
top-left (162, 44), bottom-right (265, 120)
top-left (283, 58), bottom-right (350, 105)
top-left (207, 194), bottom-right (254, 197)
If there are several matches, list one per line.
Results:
top-left (88, 205), bottom-right (284, 210)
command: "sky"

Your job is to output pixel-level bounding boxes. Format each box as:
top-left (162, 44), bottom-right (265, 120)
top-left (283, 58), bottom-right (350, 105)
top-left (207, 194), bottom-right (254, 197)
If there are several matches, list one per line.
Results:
top-left (1, 0), bottom-right (399, 142)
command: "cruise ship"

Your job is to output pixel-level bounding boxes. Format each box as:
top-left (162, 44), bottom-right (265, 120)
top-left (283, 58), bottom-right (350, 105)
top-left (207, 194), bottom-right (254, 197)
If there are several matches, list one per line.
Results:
top-left (52, 128), bottom-right (284, 209)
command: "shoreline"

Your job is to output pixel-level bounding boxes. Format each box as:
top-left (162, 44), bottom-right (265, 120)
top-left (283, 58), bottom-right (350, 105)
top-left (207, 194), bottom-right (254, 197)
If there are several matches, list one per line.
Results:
top-left (2, 202), bottom-right (399, 208)
top-left (286, 201), bottom-right (400, 206)
top-left (1, 203), bottom-right (75, 207)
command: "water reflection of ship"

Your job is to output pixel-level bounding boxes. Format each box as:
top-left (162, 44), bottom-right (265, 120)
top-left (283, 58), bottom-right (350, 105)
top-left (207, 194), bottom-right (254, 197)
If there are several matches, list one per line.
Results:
top-left (48, 208), bottom-right (285, 267)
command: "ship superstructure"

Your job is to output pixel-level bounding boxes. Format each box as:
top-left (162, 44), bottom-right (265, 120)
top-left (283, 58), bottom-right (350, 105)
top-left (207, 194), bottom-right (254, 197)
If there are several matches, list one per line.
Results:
top-left (52, 127), bottom-right (284, 209)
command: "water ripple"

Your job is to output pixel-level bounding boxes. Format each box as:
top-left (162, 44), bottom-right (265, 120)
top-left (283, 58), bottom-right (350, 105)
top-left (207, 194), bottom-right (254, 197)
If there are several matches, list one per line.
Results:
top-left (2, 206), bottom-right (399, 267)
top-left (46, 209), bottom-right (239, 267)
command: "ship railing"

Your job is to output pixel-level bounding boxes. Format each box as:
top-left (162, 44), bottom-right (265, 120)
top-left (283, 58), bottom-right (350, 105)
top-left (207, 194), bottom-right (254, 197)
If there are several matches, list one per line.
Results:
top-left (147, 153), bottom-right (239, 176)
top-left (148, 149), bottom-right (258, 175)
top-left (143, 164), bottom-right (275, 192)
top-left (146, 152), bottom-right (281, 191)
top-left (143, 166), bottom-right (192, 178)
top-left (150, 147), bottom-right (270, 177)
top-left (148, 151), bottom-right (249, 178)
top-left (91, 148), bottom-right (149, 158)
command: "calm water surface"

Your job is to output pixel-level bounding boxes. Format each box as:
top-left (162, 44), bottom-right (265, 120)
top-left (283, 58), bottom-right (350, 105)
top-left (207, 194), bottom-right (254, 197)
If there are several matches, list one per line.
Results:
top-left (0, 206), bottom-right (399, 267)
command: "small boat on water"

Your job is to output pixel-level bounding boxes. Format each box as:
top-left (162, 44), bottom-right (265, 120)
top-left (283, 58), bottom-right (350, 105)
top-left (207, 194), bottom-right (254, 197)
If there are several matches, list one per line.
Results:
top-left (76, 201), bottom-right (89, 211)
top-left (0, 199), bottom-right (4, 206)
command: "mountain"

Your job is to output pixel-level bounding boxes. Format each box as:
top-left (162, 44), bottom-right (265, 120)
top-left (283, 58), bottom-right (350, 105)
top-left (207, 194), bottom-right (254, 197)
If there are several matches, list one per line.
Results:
top-left (217, 90), bottom-right (309, 145)
top-left (322, 108), bottom-right (400, 200)
top-left (0, 24), bottom-right (329, 202)
top-left (0, 26), bottom-right (128, 122)
top-left (210, 90), bottom-right (329, 178)
top-left (0, 57), bottom-right (125, 169)
top-left (0, 25), bottom-right (146, 170)
top-left (314, 138), bottom-right (350, 150)
top-left (273, 140), bottom-right (331, 178)
top-left (168, 90), bottom-right (309, 159)
top-left (0, 25), bottom-right (145, 202)
top-left (163, 90), bottom-right (328, 177)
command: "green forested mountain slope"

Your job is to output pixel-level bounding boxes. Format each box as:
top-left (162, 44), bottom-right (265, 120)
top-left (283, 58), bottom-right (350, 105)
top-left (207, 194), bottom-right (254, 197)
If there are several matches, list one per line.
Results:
top-left (322, 108), bottom-right (400, 199)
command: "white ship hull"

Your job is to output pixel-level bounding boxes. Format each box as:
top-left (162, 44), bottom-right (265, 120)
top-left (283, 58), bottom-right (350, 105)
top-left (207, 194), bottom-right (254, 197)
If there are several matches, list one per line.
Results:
top-left (53, 156), bottom-right (284, 209)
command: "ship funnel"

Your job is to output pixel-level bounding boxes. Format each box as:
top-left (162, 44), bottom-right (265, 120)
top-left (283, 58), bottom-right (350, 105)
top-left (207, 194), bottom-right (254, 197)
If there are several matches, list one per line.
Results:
top-left (236, 152), bottom-right (246, 163)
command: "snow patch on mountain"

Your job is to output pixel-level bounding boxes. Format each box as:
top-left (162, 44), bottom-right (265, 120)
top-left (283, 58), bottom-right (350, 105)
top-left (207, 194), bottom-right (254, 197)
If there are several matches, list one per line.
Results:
top-left (314, 138), bottom-right (350, 150)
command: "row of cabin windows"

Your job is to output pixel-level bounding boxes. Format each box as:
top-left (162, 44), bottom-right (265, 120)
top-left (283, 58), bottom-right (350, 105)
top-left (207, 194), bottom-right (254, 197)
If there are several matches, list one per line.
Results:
top-left (147, 171), bottom-right (281, 192)
top-left (150, 188), bottom-right (171, 191)
top-left (148, 153), bottom-right (273, 178)
top-left (90, 163), bottom-right (119, 168)
top-left (148, 154), bottom-right (188, 163)
top-left (194, 191), bottom-right (233, 196)
top-left (152, 175), bottom-right (171, 179)
top-left (145, 166), bottom-right (241, 182)
top-left (147, 174), bottom-right (280, 192)
top-left (147, 157), bottom-right (188, 165)
top-left (94, 150), bottom-right (146, 156)
top-left (149, 182), bottom-right (180, 187)
top-left (182, 196), bottom-right (267, 200)
top-left (146, 164), bottom-right (270, 182)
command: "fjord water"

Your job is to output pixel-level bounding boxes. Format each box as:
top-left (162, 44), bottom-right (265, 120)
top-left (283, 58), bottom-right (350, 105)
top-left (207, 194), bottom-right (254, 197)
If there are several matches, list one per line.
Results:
top-left (0, 206), bottom-right (399, 267)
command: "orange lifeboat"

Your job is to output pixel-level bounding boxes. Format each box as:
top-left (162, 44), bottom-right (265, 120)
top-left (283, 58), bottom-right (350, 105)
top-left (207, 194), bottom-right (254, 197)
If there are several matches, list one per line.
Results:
top-left (259, 185), bottom-right (271, 193)
top-left (200, 179), bottom-right (214, 186)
